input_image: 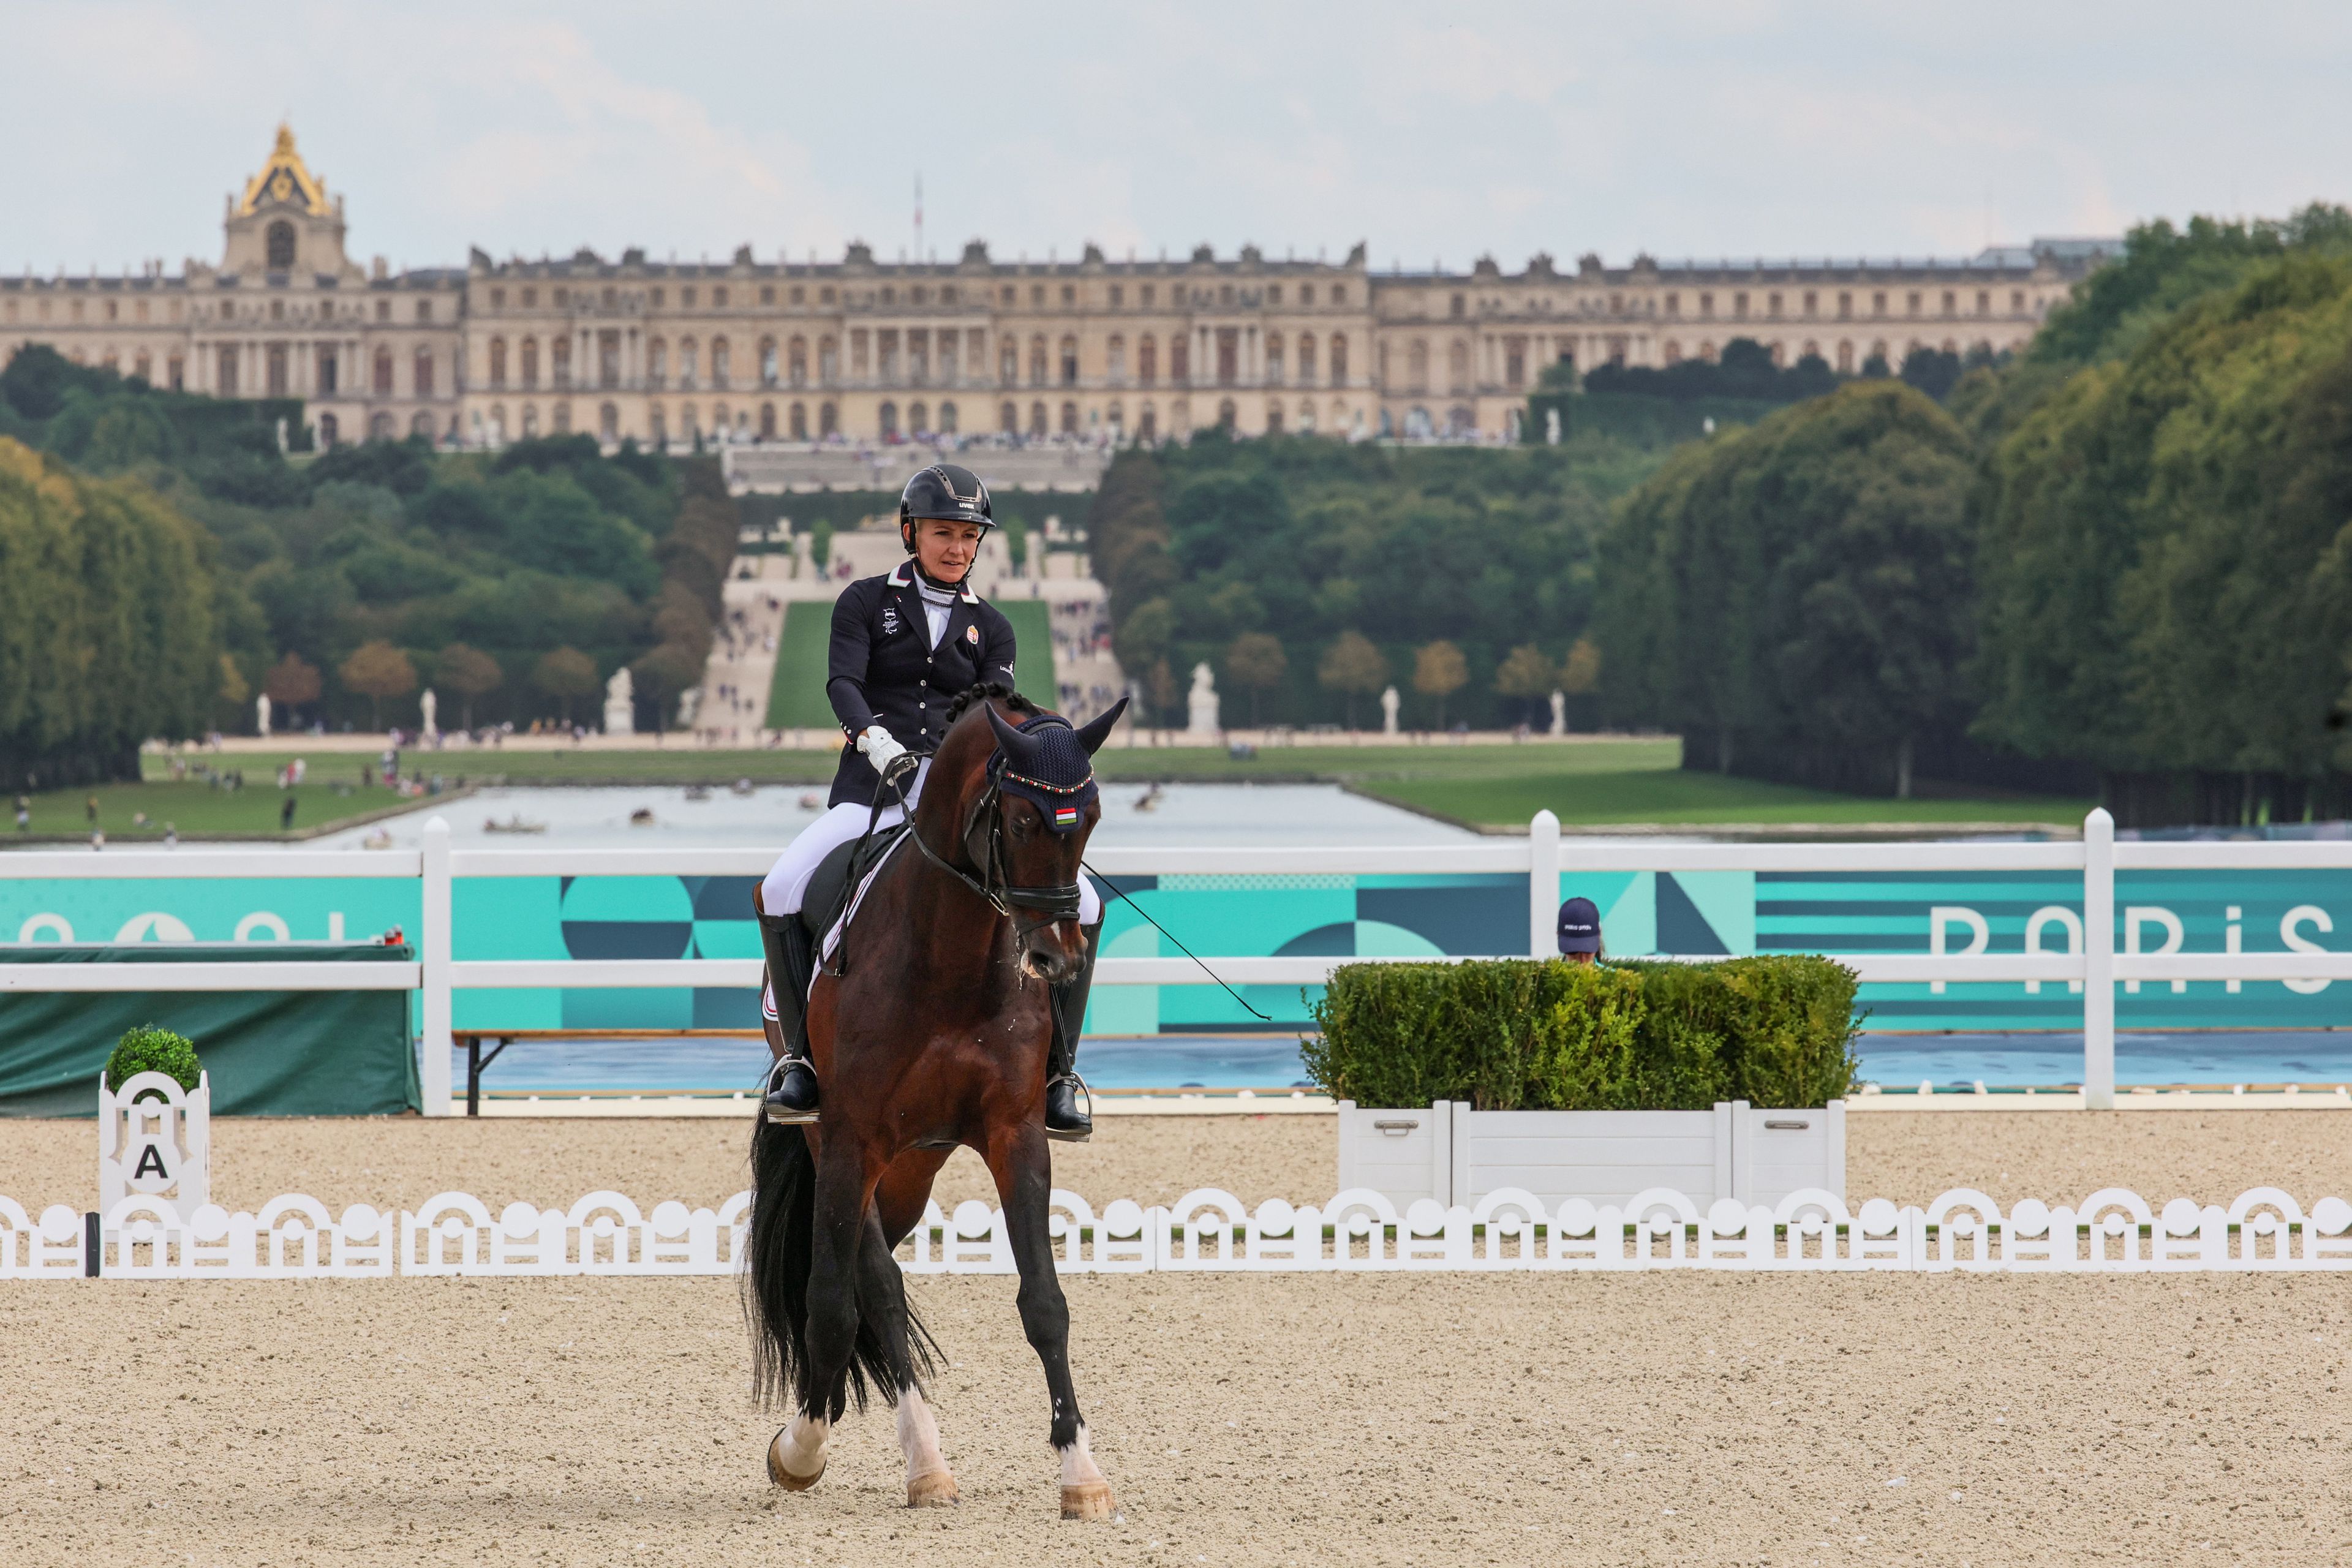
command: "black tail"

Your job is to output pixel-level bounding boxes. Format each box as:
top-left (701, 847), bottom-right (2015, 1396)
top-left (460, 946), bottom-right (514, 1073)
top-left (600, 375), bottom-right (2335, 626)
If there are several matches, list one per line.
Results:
top-left (742, 1117), bottom-right (940, 1414)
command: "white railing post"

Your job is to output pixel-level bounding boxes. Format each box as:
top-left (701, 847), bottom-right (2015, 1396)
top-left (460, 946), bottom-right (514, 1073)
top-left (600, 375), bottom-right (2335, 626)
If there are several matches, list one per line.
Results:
top-left (2082, 807), bottom-right (2115, 1110)
top-left (1528, 809), bottom-right (1561, 958)
top-left (420, 817), bottom-right (453, 1117)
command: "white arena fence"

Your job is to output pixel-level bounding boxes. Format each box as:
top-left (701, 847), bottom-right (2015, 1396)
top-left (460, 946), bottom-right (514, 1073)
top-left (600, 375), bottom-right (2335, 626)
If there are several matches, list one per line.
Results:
top-left (7, 1183), bottom-right (2352, 1280)
top-left (6, 807), bottom-right (2352, 1111)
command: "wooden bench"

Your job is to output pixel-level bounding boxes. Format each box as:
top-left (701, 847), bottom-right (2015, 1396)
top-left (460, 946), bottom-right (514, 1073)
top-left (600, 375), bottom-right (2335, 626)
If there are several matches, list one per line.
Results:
top-left (453, 1028), bottom-right (766, 1116)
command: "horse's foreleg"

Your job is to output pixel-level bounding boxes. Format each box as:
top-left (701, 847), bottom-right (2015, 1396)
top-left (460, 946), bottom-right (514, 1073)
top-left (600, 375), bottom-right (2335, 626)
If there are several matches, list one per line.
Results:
top-left (987, 1125), bottom-right (1114, 1521)
top-left (854, 1202), bottom-right (957, 1507)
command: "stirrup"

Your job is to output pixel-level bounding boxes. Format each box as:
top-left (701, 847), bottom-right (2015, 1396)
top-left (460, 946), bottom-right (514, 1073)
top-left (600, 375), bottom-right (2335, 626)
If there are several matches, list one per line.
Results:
top-left (761, 1057), bottom-right (820, 1126)
top-left (1044, 1072), bottom-right (1093, 1143)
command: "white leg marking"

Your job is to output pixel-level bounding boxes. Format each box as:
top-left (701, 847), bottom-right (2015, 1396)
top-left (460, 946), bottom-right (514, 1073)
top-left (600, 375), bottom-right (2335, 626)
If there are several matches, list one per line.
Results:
top-left (897, 1389), bottom-right (949, 1482)
top-left (774, 1412), bottom-right (829, 1479)
top-left (1058, 1422), bottom-right (1106, 1488)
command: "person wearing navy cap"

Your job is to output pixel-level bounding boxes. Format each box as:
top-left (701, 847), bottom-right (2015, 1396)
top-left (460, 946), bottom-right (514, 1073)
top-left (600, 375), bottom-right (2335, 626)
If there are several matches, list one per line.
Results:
top-left (1557, 895), bottom-right (1604, 964)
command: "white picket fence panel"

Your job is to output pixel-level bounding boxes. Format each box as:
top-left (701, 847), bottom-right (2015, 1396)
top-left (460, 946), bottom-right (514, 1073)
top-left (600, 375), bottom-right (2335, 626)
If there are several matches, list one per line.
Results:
top-left (7, 1183), bottom-right (2352, 1278)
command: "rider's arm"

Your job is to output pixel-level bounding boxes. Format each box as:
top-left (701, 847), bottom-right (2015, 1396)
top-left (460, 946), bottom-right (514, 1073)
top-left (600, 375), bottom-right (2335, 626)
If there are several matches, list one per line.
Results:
top-left (978, 605), bottom-right (1018, 688)
top-left (823, 583), bottom-right (881, 739)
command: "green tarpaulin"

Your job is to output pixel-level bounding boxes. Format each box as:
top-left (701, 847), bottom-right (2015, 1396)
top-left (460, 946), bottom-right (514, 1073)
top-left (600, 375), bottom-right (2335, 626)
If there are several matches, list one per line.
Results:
top-left (0, 944), bottom-right (418, 1117)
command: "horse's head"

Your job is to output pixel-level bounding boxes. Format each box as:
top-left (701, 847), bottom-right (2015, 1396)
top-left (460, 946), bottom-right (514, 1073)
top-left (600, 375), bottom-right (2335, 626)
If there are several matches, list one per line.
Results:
top-left (927, 686), bottom-right (1128, 984)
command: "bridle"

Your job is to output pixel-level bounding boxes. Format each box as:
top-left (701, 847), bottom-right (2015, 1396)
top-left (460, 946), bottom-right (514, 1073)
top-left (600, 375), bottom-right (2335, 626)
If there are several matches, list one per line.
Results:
top-left (861, 741), bottom-right (1084, 940)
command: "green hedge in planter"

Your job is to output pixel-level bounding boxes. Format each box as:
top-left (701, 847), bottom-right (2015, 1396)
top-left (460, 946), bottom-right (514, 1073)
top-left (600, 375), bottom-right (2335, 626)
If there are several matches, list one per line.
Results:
top-left (1300, 957), bottom-right (1861, 1111)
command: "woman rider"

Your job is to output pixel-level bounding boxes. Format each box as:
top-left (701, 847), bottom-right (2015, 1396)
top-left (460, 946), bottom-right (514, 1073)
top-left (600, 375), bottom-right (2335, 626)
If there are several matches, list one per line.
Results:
top-left (755, 462), bottom-right (1102, 1139)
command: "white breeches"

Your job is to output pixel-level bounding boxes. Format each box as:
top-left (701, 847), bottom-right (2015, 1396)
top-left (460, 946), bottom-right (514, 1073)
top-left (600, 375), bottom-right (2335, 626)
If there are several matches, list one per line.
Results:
top-left (758, 758), bottom-right (1099, 921)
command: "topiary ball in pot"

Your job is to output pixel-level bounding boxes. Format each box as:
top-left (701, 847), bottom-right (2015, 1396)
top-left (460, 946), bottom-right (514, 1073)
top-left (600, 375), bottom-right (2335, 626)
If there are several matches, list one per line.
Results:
top-left (103, 1024), bottom-right (203, 1096)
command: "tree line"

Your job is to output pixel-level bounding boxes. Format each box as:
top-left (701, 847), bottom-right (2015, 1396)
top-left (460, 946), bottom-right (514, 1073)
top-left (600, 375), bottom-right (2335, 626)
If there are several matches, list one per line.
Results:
top-left (0, 347), bottom-right (733, 781)
top-left (1086, 429), bottom-right (1653, 731)
top-left (1595, 207), bottom-right (2352, 824)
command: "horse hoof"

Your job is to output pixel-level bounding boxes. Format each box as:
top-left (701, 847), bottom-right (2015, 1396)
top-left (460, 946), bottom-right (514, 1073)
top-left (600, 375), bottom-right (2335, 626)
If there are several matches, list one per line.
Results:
top-left (906, 1470), bottom-right (960, 1508)
top-left (1060, 1481), bottom-right (1115, 1521)
top-left (766, 1431), bottom-right (824, 1492)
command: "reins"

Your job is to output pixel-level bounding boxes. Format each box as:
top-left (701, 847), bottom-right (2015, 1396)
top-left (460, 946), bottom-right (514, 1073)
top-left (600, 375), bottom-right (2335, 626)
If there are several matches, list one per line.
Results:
top-left (832, 743), bottom-right (1080, 974)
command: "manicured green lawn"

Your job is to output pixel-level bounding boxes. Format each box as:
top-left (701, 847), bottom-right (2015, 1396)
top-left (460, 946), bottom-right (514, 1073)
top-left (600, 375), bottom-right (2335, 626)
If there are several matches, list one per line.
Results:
top-left (103, 735), bottom-right (2092, 833)
top-left (764, 597), bottom-right (1057, 728)
top-left (9, 775), bottom-right (423, 842)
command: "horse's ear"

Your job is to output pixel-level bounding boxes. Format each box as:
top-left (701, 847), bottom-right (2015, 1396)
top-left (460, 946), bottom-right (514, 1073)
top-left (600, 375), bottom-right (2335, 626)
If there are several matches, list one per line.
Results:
top-left (984, 701), bottom-right (1038, 767)
top-left (1072, 695), bottom-right (1129, 756)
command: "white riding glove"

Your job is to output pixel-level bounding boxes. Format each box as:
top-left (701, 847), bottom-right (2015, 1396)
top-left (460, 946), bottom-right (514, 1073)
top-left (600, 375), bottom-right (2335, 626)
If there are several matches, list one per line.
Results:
top-left (856, 725), bottom-right (914, 785)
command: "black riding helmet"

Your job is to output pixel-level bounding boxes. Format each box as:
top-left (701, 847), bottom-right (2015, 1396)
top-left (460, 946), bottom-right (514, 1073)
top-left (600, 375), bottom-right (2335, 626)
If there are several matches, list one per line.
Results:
top-left (899, 463), bottom-right (995, 556)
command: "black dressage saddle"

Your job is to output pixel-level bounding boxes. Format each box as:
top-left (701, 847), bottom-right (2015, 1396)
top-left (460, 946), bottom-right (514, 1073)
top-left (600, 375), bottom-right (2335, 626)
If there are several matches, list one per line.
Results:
top-left (797, 822), bottom-right (910, 956)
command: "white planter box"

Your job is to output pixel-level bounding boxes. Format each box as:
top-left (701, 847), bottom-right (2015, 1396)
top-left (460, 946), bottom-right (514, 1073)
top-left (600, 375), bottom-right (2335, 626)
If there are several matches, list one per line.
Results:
top-left (1336, 1098), bottom-right (1844, 1212)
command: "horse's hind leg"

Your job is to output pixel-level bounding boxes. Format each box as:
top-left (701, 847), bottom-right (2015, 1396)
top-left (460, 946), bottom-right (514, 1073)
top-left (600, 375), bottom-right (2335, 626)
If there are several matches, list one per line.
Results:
top-left (987, 1125), bottom-right (1114, 1521)
top-left (770, 1137), bottom-right (870, 1490)
top-left (855, 1203), bottom-right (957, 1507)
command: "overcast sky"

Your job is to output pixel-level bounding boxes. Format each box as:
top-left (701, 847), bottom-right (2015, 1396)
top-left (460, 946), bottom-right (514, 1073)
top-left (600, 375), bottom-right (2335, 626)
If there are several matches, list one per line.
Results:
top-left (7, 1), bottom-right (2349, 277)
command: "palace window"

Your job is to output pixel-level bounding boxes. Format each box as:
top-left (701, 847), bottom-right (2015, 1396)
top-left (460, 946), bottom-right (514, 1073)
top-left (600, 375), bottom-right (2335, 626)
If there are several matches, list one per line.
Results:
top-left (554, 288), bottom-right (568, 307)
top-left (679, 337), bottom-right (698, 386)
top-left (521, 337), bottom-right (540, 387)
top-left (1330, 285), bottom-right (1345, 304)
top-left (1803, 291), bottom-right (1817, 317)
top-left (1872, 291), bottom-right (1887, 317)
top-left (788, 336), bottom-right (807, 386)
top-left (1977, 290), bottom-right (1991, 315)
top-left (1907, 291), bottom-right (1921, 317)
top-left (1698, 292), bottom-right (1714, 319)
top-left (1265, 334), bottom-right (1283, 383)
top-left (312, 349), bottom-right (334, 393)
top-left (1838, 341), bottom-right (1854, 372)
top-left (551, 336), bottom-right (572, 387)
top-left (818, 336), bottom-right (837, 383)
top-left (167, 355), bottom-right (184, 391)
top-left (820, 401), bottom-right (837, 437)
top-left (1031, 285), bottom-right (1045, 307)
top-left (819, 287), bottom-right (834, 305)
top-left (415, 350), bottom-right (434, 396)
top-left (1060, 336), bottom-right (1078, 385)
top-left (376, 300), bottom-right (391, 322)
top-left (761, 285), bottom-right (775, 305)
top-left (1138, 336), bottom-right (1157, 385)
top-left (790, 285), bottom-right (804, 305)
top-left (1733, 292), bottom-right (1749, 320)
top-left (1942, 290), bottom-right (1956, 317)
top-left (1450, 293), bottom-right (1465, 318)
top-left (522, 287), bottom-right (537, 307)
top-left (939, 401), bottom-right (958, 434)
top-left (682, 287), bottom-right (696, 307)
top-left (789, 402), bottom-right (807, 439)
top-left (1268, 285), bottom-right (1283, 307)
top-left (1141, 284), bottom-right (1156, 309)
top-left (1030, 335), bottom-right (1047, 385)
top-left (714, 287), bottom-right (729, 307)
top-left (1061, 285), bottom-right (1076, 307)
top-left (647, 338), bottom-right (665, 386)
top-left (1107, 335), bottom-right (1127, 382)
top-left (760, 336), bottom-right (778, 386)
top-left (266, 221), bottom-right (295, 269)
top-left (760, 402), bottom-right (776, 439)
top-left (1329, 334), bottom-right (1346, 385)
top-left (373, 348), bottom-right (393, 394)
top-left (1298, 333), bottom-right (1315, 383)
top-left (1030, 401), bottom-right (1047, 437)
top-left (1110, 285), bottom-right (1124, 308)
top-left (1170, 336), bottom-right (1189, 384)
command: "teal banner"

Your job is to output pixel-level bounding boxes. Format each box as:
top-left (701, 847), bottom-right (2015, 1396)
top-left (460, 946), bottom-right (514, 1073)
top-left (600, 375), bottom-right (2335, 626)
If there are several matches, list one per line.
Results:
top-left (2, 866), bottom-right (2346, 1033)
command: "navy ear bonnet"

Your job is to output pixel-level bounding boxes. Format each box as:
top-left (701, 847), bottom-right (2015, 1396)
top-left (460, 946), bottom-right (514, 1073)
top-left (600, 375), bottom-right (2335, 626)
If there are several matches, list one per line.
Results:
top-left (989, 714), bottom-right (1099, 834)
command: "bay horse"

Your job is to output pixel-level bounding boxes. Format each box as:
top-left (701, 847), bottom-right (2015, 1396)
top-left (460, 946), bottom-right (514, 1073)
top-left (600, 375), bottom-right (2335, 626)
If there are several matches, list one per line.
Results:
top-left (745, 683), bottom-right (1127, 1518)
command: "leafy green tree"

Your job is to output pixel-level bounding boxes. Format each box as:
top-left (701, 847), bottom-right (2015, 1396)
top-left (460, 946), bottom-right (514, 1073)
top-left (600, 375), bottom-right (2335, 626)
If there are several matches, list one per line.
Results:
top-left (1224, 632), bottom-right (1287, 726)
top-left (1317, 631), bottom-right (1388, 729)
top-left (340, 641), bottom-right (418, 731)
top-left (1493, 644), bottom-right (1556, 725)
top-left (1413, 641), bottom-right (1469, 730)
top-left (434, 642), bottom-right (503, 731)
top-left (530, 646), bottom-right (600, 725)
top-left (1595, 382), bottom-right (1977, 793)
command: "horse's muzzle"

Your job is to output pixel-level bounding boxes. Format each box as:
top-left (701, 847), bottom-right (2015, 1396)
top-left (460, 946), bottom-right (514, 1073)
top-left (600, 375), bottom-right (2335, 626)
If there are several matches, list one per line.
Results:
top-left (1018, 932), bottom-right (1082, 986)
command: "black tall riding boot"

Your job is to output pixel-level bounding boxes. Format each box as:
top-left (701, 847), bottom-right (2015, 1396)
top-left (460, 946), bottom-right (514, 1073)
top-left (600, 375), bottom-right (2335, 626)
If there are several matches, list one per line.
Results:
top-left (757, 907), bottom-right (820, 1125)
top-left (1044, 920), bottom-right (1101, 1141)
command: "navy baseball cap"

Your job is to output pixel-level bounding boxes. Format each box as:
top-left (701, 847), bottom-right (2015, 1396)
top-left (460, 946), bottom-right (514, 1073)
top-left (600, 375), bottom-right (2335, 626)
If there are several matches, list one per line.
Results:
top-left (1556, 896), bottom-right (1602, 955)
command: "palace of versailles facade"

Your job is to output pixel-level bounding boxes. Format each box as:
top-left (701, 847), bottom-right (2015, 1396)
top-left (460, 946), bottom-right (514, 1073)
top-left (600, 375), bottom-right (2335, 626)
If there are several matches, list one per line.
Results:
top-left (2, 129), bottom-right (2116, 453)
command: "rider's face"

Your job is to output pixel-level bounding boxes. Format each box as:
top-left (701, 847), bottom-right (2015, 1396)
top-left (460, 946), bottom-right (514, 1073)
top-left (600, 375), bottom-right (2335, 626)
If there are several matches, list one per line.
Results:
top-left (913, 518), bottom-right (982, 581)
